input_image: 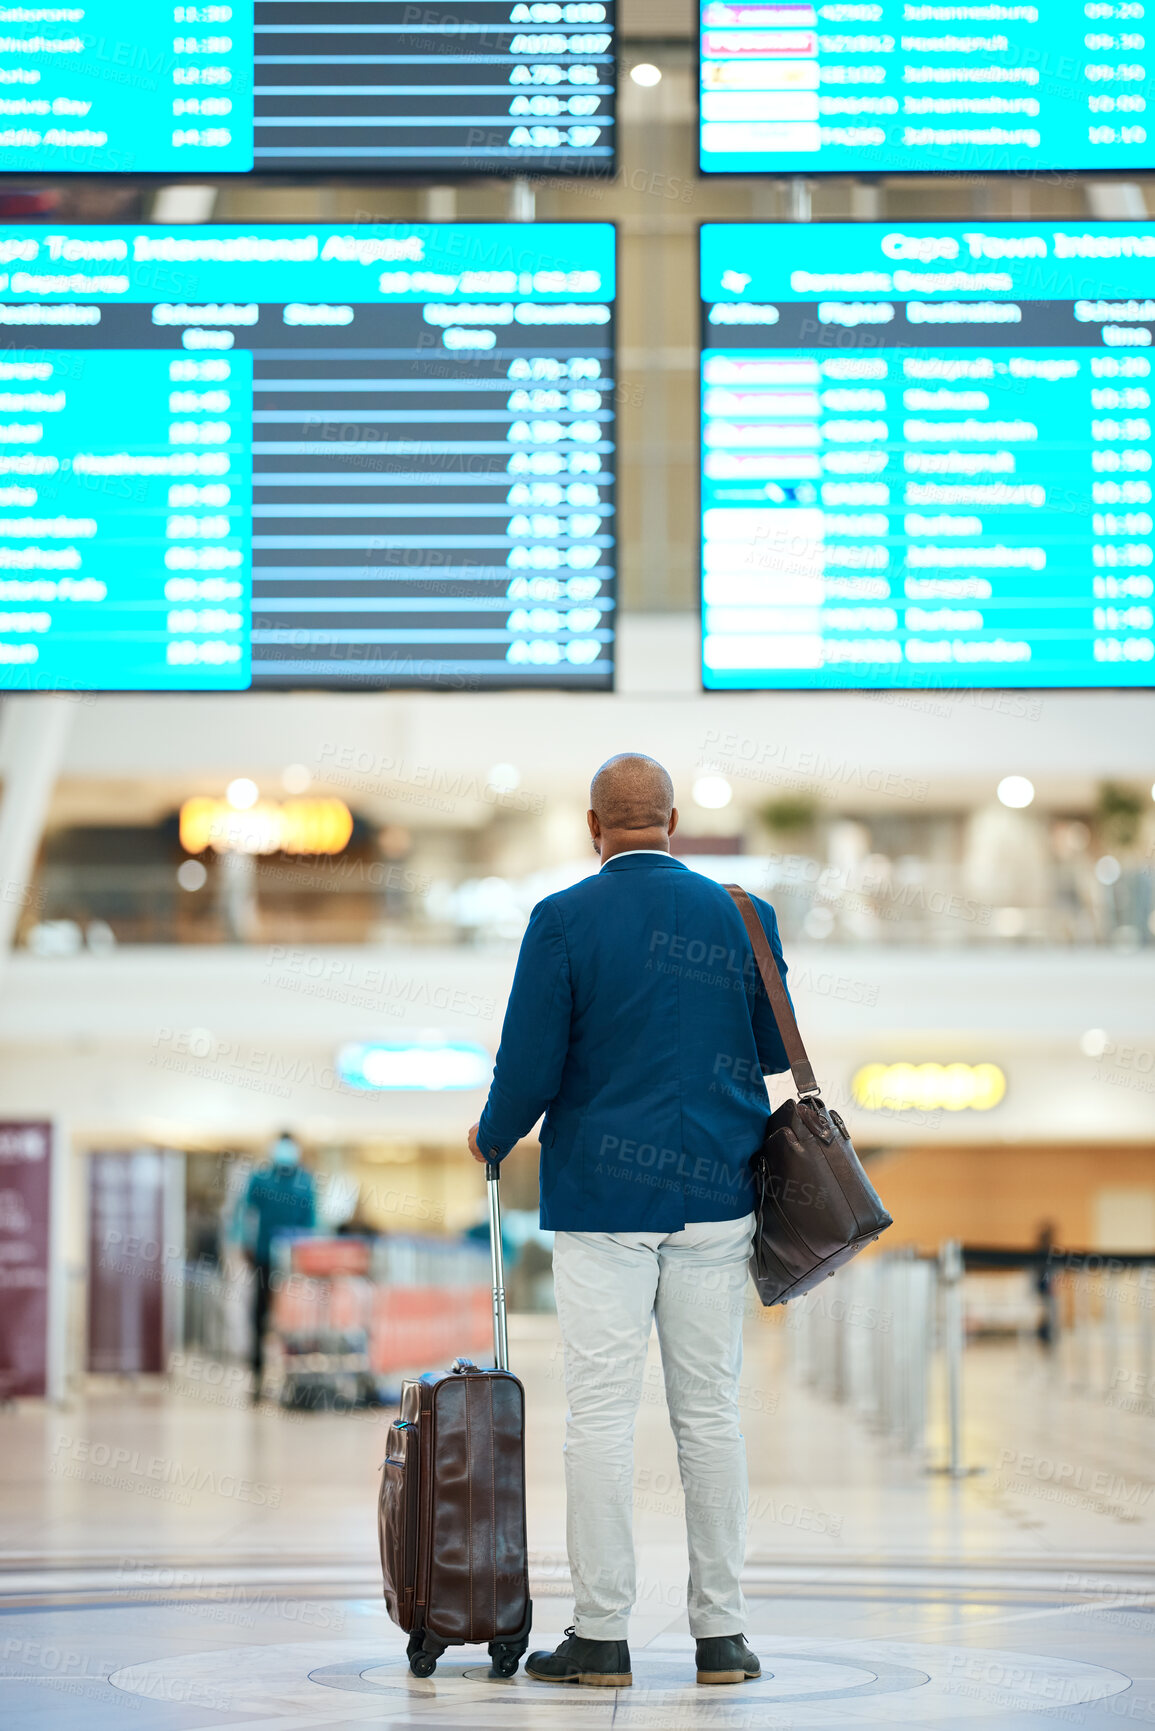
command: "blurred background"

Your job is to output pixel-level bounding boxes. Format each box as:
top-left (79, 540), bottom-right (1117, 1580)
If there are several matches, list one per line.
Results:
top-left (3, 567), bottom-right (1154, 1400)
top-left (2, 109), bottom-right (1155, 1400)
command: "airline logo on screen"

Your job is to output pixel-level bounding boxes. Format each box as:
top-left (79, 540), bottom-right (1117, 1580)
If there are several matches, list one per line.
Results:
top-left (700, 221), bottom-right (1155, 692)
top-left (700, 0), bottom-right (1150, 174)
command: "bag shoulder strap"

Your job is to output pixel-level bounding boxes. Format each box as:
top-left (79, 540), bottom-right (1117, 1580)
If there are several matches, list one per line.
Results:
top-left (724, 884), bottom-right (819, 1098)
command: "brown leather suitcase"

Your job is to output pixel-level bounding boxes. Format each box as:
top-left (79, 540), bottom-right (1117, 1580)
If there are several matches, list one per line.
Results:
top-left (378, 1163), bottom-right (532, 1677)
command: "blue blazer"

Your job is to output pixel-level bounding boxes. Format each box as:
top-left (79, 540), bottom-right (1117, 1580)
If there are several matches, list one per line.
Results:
top-left (477, 852), bottom-right (793, 1232)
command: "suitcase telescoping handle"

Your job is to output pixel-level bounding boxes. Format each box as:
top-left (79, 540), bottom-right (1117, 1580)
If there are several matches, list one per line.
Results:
top-left (485, 1159), bottom-right (510, 1372)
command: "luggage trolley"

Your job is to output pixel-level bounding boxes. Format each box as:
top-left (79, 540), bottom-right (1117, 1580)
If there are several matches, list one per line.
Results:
top-left (271, 1237), bottom-right (374, 1411)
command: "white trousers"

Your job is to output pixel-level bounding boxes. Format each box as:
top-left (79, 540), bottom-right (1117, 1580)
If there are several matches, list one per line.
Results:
top-left (551, 1212), bottom-right (756, 1641)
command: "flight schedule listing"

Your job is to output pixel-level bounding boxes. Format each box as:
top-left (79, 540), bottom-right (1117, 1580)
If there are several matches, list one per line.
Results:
top-left (700, 0), bottom-right (1151, 174)
top-left (0, 2), bottom-right (615, 175)
top-left (0, 222), bottom-right (616, 692)
top-left (251, 1), bottom-right (615, 172)
top-left (700, 221), bottom-right (1155, 691)
top-left (0, 1), bottom-right (254, 172)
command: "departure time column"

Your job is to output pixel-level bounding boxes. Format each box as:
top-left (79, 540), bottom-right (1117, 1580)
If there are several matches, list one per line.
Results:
top-left (1085, 0), bottom-right (1148, 151)
top-left (172, 1), bottom-right (254, 163)
top-left (1089, 351), bottom-right (1155, 670)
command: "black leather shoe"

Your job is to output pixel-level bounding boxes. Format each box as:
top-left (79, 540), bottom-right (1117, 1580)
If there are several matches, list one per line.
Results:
top-left (525, 1627), bottom-right (632, 1687)
top-left (695, 1633), bottom-right (762, 1684)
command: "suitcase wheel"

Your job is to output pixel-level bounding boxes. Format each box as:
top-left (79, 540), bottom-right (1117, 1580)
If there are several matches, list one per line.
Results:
top-left (406, 1631), bottom-right (443, 1678)
top-left (488, 1641), bottom-right (522, 1679)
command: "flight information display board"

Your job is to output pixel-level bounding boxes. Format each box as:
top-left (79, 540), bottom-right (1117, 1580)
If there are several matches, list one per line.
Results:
top-left (699, 0), bottom-right (1150, 175)
top-left (0, 222), bottom-right (616, 692)
top-left (0, 2), bottom-right (615, 175)
top-left (700, 221), bottom-right (1155, 691)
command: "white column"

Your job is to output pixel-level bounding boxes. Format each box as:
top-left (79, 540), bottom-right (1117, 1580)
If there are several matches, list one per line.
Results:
top-left (508, 178), bottom-right (536, 222)
top-left (1086, 183), bottom-right (1148, 219)
top-left (421, 186), bottom-right (458, 221)
top-left (850, 181), bottom-right (882, 221)
top-left (150, 185), bottom-right (218, 223)
top-left (788, 177), bottom-right (812, 223)
top-left (0, 696), bottom-right (74, 962)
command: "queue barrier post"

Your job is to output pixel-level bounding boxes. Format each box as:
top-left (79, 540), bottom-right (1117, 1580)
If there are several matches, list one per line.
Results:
top-left (938, 1239), bottom-right (970, 1479)
top-left (1141, 1267), bottom-right (1155, 1394)
top-left (783, 1250), bottom-right (935, 1467)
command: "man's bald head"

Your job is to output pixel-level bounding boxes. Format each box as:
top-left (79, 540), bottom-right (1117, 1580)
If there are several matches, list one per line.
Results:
top-left (589, 754), bottom-right (675, 833)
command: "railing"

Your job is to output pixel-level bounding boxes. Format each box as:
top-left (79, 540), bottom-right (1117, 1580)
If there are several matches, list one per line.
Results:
top-left (726, 854), bottom-right (1155, 951)
top-left (20, 850), bottom-right (1155, 949)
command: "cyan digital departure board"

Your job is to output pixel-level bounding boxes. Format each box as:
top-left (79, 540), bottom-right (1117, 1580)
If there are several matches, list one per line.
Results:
top-left (0, 2), bottom-right (615, 174)
top-left (700, 222), bottom-right (1155, 691)
top-left (0, 222), bottom-right (616, 692)
top-left (700, 0), bottom-right (1150, 174)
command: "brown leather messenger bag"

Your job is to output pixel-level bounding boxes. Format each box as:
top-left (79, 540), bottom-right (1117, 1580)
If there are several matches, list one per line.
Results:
top-left (725, 884), bottom-right (893, 1305)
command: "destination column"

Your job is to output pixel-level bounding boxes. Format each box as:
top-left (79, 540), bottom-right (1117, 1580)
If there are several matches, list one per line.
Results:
top-left (0, 347), bottom-right (253, 691)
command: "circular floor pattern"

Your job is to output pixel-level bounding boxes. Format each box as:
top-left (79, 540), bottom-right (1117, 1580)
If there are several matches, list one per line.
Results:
top-left (314, 1650), bottom-right (912, 1704)
top-left (108, 1634), bottom-right (1133, 1728)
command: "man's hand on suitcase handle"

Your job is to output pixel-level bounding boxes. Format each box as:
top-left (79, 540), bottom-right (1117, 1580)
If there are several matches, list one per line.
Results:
top-left (468, 1124), bottom-right (502, 1184)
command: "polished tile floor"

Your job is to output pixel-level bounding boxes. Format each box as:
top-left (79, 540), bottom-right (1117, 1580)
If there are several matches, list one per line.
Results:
top-left (2, 1313), bottom-right (1153, 1729)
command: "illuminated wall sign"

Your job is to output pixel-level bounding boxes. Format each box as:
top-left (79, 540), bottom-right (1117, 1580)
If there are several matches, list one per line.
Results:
top-left (852, 1062), bottom-right (1006, 1112)
top-left (338, 1041), bottom-right (492, 1093)
top-left (180, 797), bottom-right (353, 855)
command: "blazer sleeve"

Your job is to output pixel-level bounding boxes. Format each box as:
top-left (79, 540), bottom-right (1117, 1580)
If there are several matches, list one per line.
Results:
top-left (749, 896), bottom-right (793, 1078)
top-left (477, 897), bottom-right (573, 1160)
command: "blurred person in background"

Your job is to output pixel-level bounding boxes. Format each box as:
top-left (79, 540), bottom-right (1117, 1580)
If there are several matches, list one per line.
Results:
top-left (468, 753), bottom-right (792, 1690)
top-left (242, 1131), bottom-right (316, 1400)
top-left (1034, 1220), bottom-right (1059, 1351)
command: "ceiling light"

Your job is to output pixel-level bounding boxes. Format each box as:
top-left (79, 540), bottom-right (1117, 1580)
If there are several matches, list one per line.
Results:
top-left (996, 775), bottom-right (1035, 809)
top-left (630, 62), bottom-right (662, 86)
top-left (692, 774), bottom-right (733, 809)
top-left (225, 777), bottom-right (259, 810)
top-left (487, 762), bottom-right (521, 793)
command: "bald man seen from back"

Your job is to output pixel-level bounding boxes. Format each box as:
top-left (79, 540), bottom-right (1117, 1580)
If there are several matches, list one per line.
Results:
top-left (468, 754), bottom-right (794, 1690)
